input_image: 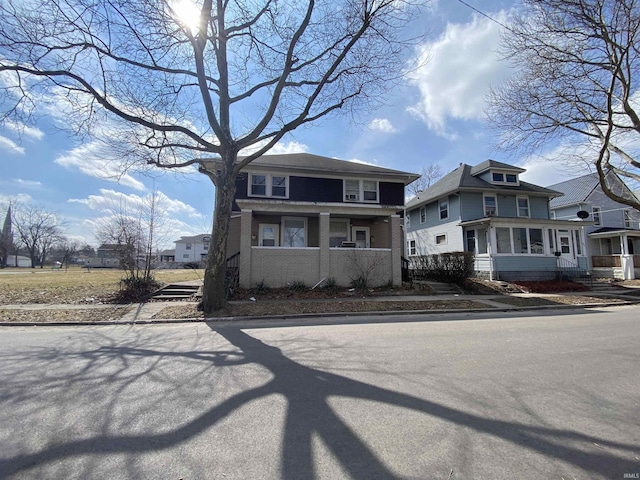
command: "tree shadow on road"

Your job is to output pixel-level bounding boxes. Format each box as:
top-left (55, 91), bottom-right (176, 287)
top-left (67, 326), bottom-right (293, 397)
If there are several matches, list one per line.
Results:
top-left (0, 325), bottom-right (638, 478)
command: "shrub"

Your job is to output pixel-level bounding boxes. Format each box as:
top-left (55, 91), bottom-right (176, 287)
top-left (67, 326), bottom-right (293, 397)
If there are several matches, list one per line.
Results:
top-left (252, 280), bottom-right (270, 294)
top-left (288, 280), bottom-right (308, 293)
top-left (350, 275), bottom-right (369, 292)
top-left (410, 252), bottom-right (475, 285)
top-left (322, 277), bottom-right (339, 294)
top-left (114, 275), bottom-right (161, 303)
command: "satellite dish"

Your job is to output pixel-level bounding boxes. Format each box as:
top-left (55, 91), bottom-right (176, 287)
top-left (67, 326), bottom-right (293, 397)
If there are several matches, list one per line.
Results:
top-left (577, 210), bottom-right (589, 219)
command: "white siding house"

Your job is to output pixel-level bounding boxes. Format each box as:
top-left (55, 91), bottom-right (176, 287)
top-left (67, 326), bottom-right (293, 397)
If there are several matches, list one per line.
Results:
top-left (174, 234), bottom-right (211, 263)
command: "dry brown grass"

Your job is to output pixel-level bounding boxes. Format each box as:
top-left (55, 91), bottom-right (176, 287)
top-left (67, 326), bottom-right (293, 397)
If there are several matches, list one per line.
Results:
top-left (0, 267), bottom-right (204, 304)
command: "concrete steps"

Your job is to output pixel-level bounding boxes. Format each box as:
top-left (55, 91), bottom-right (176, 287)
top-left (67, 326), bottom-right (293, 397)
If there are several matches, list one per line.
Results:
top-left (151, 284), bottom-right (200, 301)
top-left (414, 280), bottom-right (462, 295)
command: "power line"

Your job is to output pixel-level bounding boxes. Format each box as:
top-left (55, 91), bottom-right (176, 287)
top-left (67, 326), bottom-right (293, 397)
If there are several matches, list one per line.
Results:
top-left (455, 0), bottom-right (509, 29)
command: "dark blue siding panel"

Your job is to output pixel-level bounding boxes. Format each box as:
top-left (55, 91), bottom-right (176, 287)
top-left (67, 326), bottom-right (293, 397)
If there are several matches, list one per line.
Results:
top-left (379, 182), bottom-right (404, 206)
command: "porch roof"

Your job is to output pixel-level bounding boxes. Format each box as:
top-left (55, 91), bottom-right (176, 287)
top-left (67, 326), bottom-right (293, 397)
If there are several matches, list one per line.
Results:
top-left (236, 198), bottom-right (402, 217)
top-left (459, 217), bottom-right (593, 228)
top-left (588, 227), bottom-right (640, 238)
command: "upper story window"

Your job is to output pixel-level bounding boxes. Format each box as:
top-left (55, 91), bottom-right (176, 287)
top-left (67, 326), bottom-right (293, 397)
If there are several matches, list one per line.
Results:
top-left (624, 209), bottom-right (632, 228)
top-left (420, 206), bottom-right (426, 223)
top-left (484, 194), bottom-right (497, 217)
top-left (517, 196), bottom-right (530, 217)
top-left (249, 173), bottom-right (288, 198)
top-left (186, 243), bottom-right (192, 250)
top-left (439, 199), bottom-right (449, 220)
top-left (492, 171), bottom-right (519, 185)
top-left (344, 179), bottom-right (379, 203)
top-left (592, 206), bottom-right (601, 226)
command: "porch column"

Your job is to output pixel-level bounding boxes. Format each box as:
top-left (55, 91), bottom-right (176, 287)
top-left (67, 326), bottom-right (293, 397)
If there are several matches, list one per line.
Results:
top-left (239, 209), bottom-right (252, 288)
top-left (390, 214), bottom-right (402, 286)
top-left (620, 233), bottom-right (635, 280)
top-left (319, 213), bottom-right (330, 282)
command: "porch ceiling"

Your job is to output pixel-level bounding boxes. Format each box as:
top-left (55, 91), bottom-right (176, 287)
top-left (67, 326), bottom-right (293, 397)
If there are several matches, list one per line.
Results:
top-left (236, 199), bottom-right (401, 217)
top-left (459, 217), bottom-right (594, 228)
top-left (589, 228), bottom-right (640, 238)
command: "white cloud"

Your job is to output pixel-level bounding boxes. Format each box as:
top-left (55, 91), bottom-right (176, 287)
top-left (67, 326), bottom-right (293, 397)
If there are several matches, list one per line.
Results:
top-left (69, 188), bottom-right (203, 219)
top-left (55, 141), bottom-right (146, 191)
top-left (14, 178), bottom-right (42, 187)
top-left (368, 118), bottom-right (397, 134)
top-left (4, 119), bottom-right (44, 140)
top-left (0, 135), bottom-right (25, 155)
top-left (239, 139), bottom-right (309, 156)
top-left (406, 12), bottom-right (513, 139)
top-left (0, 193), bottom-right (32, 205)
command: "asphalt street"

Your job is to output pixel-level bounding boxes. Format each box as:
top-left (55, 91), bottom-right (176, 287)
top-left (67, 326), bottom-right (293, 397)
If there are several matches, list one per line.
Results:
top-left (0, 306), bottom-right (639, 479)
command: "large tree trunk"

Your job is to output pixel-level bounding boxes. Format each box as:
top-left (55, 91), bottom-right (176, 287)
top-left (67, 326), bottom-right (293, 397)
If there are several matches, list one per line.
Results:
top-left (200, 159), bottom-right (238, 313)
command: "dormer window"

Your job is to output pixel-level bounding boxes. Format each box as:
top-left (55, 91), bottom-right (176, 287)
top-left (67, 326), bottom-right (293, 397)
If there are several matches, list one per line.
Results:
top-left (491, 171), bottom-right (519, 185)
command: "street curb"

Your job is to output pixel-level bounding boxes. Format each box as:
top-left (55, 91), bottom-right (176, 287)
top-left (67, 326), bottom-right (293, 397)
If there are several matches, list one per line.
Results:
top-left (0, 299), bottom-right (636, 327)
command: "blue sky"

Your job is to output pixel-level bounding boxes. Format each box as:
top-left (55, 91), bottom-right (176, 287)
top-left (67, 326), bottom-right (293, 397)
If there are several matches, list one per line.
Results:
top-left (0, 0), bottom-right (583, 248)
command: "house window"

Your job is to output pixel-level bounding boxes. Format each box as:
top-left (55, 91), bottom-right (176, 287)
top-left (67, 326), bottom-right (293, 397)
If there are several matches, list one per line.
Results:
top-left (466, 230), bottom-right (476, 253)
top-left (592, 206), bottom-right (601, 226)
top-left (514, 228), bottom-right (528, 253)
top-left (186, 243), bottom-right (192, 250)
top-left (551, 211), bottom-right (556, 219)
top-left (484, 195), bottom-right (497, 217)
top-left (329, 219), bottom-right (349, 247)
top-left (344, 179), bottom-right (379, 203)
top-left (409, 240), bottom-right (416, 256)
top-left (250, 174), bottom-right (267, 196)
top-left (492, 172), bottom-right (504, 183)
top-left (249, 173), bottom-right (288, 198)
top-left (517, 197), bottom-right (530, 218)
top-left (183, 254), bottom-right (190, 259)
top-left (203, 242), bottom-right (209, 251)
top-left (530, 228), bottom-right (544, 254)
top-left (624, 210), bottom-right (632, 228)
top-left (405, 213), bottom-right (411, 230)
top-left (574, 230), bottom-right (582, 255)
top-left (439, 199), bottom-right (449, 220)
top-left (272, 176), bottom-right (287, 197)
top-left (282, 217), bottom-right (306, 247)
top-left (420, 207), bottom-right (426, 223)
top-left (435, 234), bottom-right (447, 245)
top-left (548, 229), bottom-right (556, 253)
top-left (505, 174), bottom-right (517, 183)
top-left (496, 227), bottom-right (512, 253)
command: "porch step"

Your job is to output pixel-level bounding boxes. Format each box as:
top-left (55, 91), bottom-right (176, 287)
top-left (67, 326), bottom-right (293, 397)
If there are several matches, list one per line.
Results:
top-left (151, 284), bottom-right (201, 301)
top-left (572, 278), bottom-right (627, 292)
top-left (414, 280), bottom-right (462, 295)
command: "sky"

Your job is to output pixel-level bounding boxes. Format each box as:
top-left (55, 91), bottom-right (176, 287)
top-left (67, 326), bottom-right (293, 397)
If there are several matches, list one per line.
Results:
top-left (0, 0), bottom-right (587, 249)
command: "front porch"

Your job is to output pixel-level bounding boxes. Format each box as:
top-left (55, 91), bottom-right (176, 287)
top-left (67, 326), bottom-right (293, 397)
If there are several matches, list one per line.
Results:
top-left (589, 229), bottom-right (640, 280)
top-left (233, 203), bottom-right (403, 288)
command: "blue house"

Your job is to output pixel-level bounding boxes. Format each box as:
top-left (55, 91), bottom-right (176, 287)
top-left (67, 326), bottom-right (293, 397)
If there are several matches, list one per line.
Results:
top-left (548, 171), bottom-right (640, 280)
top-left (405, 160), bottom-right (591, 281)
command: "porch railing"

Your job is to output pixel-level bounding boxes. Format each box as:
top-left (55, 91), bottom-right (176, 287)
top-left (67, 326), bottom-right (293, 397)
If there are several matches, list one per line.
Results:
top-left (592, 255), bottom-right (622, 268)
top-left (557, 256), bottom-right (591, 285)
top-left (225, 252), bottom-right (240, 298)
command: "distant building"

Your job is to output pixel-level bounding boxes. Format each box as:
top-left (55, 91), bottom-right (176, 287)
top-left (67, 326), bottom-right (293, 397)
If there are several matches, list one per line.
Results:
top-left (174, 234), bottom-right (210, 263)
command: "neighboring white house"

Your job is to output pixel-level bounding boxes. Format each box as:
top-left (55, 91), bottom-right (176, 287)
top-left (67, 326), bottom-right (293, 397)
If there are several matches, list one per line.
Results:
top-left (174, 234), bottom-right (211, 263)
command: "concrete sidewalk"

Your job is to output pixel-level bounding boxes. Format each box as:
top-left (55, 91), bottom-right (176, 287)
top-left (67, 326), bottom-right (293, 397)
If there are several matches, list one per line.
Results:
top-left (1, 289), bottom-right (638, 325)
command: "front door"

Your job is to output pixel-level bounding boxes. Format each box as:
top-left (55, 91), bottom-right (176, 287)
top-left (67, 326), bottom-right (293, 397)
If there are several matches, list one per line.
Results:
top-left (351, 226), bottom-right (370, 248)
top-left (558, 230), bottom-right (574, 260)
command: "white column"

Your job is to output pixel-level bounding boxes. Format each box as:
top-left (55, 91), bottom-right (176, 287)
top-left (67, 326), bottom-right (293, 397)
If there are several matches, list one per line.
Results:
top-left (319, 213), bottom-right (330, 282)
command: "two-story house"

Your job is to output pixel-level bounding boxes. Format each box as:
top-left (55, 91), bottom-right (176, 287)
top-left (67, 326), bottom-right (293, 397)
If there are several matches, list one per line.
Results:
top-left (174, 234), bottom-right (211, 264)
top-left (548, 171), bottom-right (640, 279)
top-left (204, 153), bottom-right (418, 288)
top-left (405, 160), bottom-right (591, 281)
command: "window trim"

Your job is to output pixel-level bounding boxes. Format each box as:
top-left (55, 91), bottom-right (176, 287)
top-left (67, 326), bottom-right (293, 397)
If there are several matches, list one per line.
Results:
top-left (483, 194), bottom-right (498, 217)
top-left (408, 240), bottom-right (417, 256)
top-left (439, 198), bottom-right (449, 221)
top-left (624, 209), bottom-right (632, 228)
top-left (435, 233), bottom-right (447, 245)
top-left (592, 206), bottom-right (601, 226)
top-left (419, 206), bottom-right (427, 224)
top-left (281, 216), bottom-right (308, 247)
top-left (517, 196), bottom-right (530, 218)
top-left (491, 170), bottom-right (519, 185)
top-left (343, 179), bottom-right (379, 203)
top-left (248, 172), bottom-right (289, 198)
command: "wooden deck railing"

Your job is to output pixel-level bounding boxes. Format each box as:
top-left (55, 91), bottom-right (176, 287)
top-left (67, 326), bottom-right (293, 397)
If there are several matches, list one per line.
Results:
top-left (592, 255), bottom-right (622, 267)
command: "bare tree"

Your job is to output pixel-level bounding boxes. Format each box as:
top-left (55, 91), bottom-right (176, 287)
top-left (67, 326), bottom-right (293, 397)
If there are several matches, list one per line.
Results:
top-left (406, 164), bottom-right (443, 197)
top-left (488, 0), bottom-right (640, 210)
top-left (0, 0), bottom-right (423, 312)
top-left (54, 239), bottom-right (80, 271)
top-left (12, 205), bottom-right (63, 268)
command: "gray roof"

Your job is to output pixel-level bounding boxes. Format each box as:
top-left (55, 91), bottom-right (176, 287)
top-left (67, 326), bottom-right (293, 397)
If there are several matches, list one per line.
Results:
top-left (548, 173), bottom-right (599, 209)
top-left (174, 234), bottom-right (210, 243)
top-left (204, 153), bottom-right (420, 185)
top-left (406, 162), bottom-right (561, 209)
